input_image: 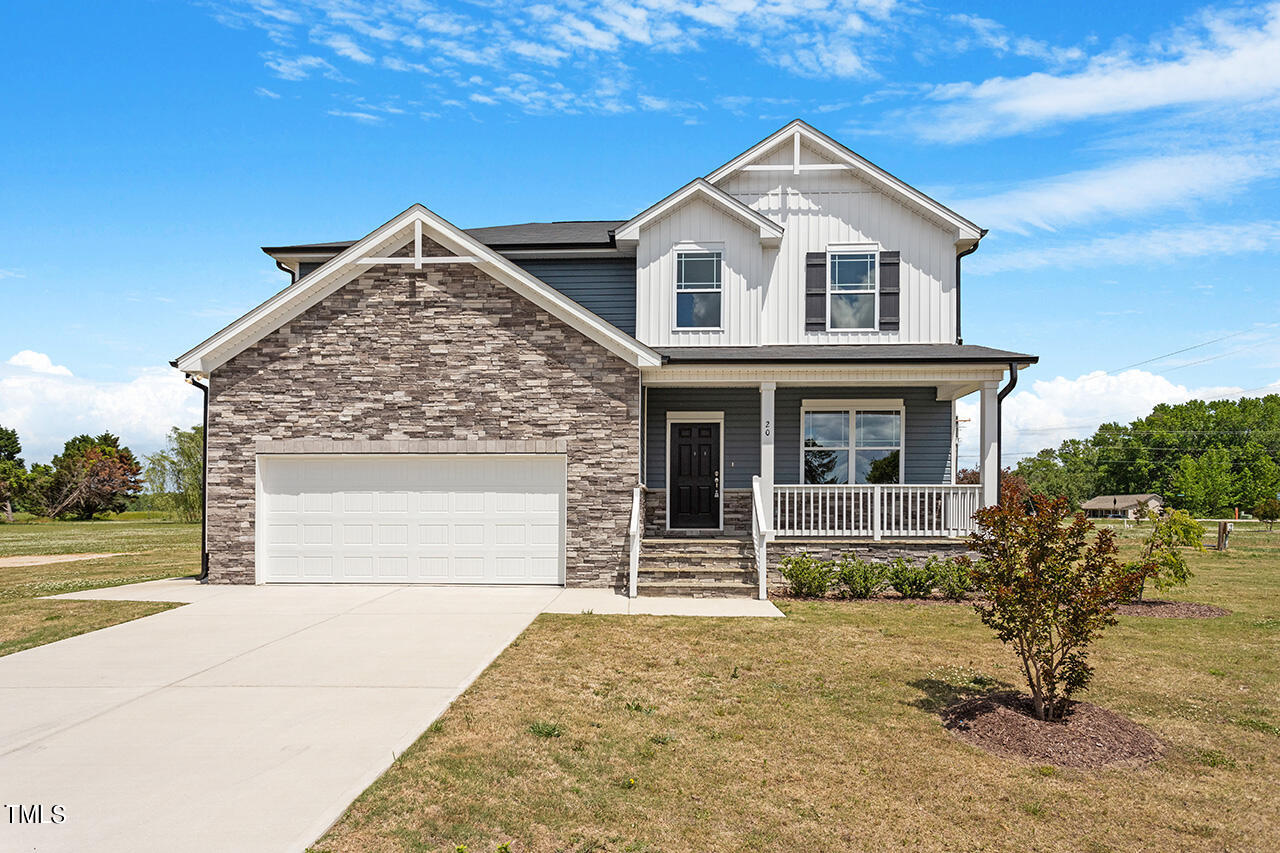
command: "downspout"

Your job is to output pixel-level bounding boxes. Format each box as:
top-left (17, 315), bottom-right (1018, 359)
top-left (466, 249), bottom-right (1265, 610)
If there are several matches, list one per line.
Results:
top-left (172, 365), bottom-right (210, 582)
top-left (954, 229), bottom-right (987, 345)
top-left (275, 259), bottom-right (297, 283)
top-left (996, 362), bottom-right (1018, 503)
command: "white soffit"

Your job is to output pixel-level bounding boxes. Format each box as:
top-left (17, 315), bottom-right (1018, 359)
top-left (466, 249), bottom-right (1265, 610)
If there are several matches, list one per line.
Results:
top-left (614, 178), bottom-right (784, 248)
top-left (173, 204), bottom-right (661, 373)
top-left (705, 120), bottom-right (983, 242)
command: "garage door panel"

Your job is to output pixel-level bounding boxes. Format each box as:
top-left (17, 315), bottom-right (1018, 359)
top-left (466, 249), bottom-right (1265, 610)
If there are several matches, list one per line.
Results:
top-left (259, 455), bottom-right (565, 585)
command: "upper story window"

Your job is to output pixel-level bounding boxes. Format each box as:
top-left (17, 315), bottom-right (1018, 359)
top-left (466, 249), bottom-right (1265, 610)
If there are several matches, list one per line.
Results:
top-left (675, 250), bottom-right (722, 329)
top-left (827, 250), bottom-right (878, 331)
top-left (802, 403), bottom-right (902, 484)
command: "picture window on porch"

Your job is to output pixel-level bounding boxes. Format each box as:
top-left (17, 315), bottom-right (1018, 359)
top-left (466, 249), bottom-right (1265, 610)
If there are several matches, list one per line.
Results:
top-left (827, 250), bottom-right (877, 331)
top-left (675, 250), bottom-right (722, 329)
top-left (803, 407), bottom-right (902, 485)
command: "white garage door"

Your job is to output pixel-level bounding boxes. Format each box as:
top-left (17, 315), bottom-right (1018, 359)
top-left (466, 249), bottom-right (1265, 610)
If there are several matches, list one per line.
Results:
top-left (257, 454), bottom-right (565, 584)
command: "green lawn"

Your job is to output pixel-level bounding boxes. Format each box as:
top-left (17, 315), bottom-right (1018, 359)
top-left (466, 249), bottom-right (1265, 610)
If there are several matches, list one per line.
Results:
top-left (0, 520), bottom-right (199, 657)
top-left (314, 527), bottom-right (1280, 853)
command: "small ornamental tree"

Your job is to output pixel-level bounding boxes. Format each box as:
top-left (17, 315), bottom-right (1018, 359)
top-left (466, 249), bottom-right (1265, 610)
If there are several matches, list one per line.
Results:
top-left (1254, 498), bottom-right (1280, 532)
top-left (967, 488), bottom-right (1142, 722)
top-left (1128, 509), bottom-right (1204, 600)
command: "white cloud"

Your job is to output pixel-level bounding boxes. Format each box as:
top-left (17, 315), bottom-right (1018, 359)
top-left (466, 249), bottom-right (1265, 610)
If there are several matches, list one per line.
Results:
top-left (0, 356), bottom-right (202, 464)
top-left (919, 3), bottom-right (1280, 140)
top-left (262, 51), bottom-right (345, 81)
top-left (955, 369), bottom-right (1274, 468)
top-left (326, 108), bottom-right (383, 123)
top-left (319, 32), bottom-right (374, 64)
top-left (970, 220), bottom-right (1280, 274)
top-left (0, 268), bottom-right (24, 280)
top-left (7, 350), bottom-right (72, 376)
top-left (952, 150), bottom-right (1275, 234)
top-left (948, 13), bottom-right (1085, 66)
top-left (254, 86), bottom-right (282, 98)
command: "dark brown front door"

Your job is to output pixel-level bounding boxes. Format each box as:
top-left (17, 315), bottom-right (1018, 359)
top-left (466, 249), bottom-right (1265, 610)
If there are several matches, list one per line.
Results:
top-left (670, 422), bottom-right (720, 529)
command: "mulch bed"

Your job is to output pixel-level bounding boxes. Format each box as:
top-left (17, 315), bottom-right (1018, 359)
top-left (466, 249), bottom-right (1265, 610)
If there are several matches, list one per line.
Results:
top-left (1116, 600), bottom-right (1231, 618)
top-left (942, 692), bottom-right (1165, 770)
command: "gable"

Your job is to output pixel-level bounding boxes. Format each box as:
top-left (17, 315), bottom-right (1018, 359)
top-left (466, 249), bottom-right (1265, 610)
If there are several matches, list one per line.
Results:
top-left (614, 179), bottom-right (783, 248)
top-left (174, 204), bottom-right (661, 375)
top-left (705, 120), bottom-right (983, 244)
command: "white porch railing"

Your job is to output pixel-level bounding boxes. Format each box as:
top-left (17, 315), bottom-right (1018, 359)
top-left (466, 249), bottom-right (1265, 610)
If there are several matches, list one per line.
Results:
top-left (751, 476), bottom-right (771, 600)
top-left (772, 484), bottom-right (982, 539)
top-left (627, 485), bottom-right (644, 598)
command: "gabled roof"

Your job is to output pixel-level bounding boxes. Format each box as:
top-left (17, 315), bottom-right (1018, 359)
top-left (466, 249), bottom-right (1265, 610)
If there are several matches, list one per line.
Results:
top-left (1080, 494), bottom-right (1163, 511)
top-left (174, 204), bottom-right (662, 374)
top-left (613, 179), bottom-right (783, 248)
top-left (705, 120), bottom-right (983, 243)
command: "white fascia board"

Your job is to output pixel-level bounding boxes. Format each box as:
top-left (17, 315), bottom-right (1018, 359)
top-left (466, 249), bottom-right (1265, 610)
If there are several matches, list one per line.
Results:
top-left (614, 179), bottom-right (783, 248)
top-left (705, 120), bottom-right (983, 242)
top-left (639, 362), bottom-right (1012, 386)
top-left (174, 204), bottom-right (660, 373)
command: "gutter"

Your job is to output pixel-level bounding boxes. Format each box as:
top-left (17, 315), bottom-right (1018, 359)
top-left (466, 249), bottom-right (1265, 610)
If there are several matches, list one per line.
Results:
top-left (171, 360), bottom-right (210, 581)
top-left (954, 229), bottom-right (988, 345)
top-left (995, 361), bottom-right (1019, 504)
top-left (274, 259), bottom-right (297, 284)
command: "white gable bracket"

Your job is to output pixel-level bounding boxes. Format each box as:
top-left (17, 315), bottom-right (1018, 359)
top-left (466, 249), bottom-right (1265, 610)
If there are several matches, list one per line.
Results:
top-left (614, 178), bottom-right (783, 248)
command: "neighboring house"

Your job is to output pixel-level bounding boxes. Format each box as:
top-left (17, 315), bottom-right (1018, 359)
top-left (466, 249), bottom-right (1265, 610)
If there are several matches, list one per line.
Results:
top-left (173, 120), bottom-right (1036, 597)
top-left (1081, 494), bottom-right (1164, 520)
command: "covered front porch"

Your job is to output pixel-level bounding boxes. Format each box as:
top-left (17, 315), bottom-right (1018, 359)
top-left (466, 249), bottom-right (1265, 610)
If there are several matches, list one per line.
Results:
top-left (627, 354), bottom-right (1027, 598)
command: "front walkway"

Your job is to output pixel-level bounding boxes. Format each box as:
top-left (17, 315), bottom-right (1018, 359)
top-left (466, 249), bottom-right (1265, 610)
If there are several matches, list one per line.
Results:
top-left (0, 580), bottom-right (779, 853)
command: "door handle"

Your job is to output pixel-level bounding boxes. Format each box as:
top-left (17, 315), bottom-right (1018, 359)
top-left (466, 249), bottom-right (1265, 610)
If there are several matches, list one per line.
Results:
top-left (714, 471), bottom-right (720, 497)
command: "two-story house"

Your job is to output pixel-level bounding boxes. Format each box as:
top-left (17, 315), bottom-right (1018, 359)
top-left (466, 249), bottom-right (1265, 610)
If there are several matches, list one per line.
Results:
top-left (173, 120), bottom-right (1036, 598)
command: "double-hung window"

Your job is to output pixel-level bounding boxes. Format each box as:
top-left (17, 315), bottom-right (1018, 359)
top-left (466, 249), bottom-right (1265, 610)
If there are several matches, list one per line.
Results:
top-left (827, 250), bottom-right (877, 331)
top-left (675, 250), bottom-right (722, 329)
top-left (802, 402), bottom-right (903, 484)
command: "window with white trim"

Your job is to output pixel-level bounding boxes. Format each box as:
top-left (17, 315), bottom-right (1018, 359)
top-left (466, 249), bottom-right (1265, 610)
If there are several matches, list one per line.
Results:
top-left (803, 405), bottom-right (902, 484)
top-left (827, 250), bottom-right (877, 331)
top-left (675, 250), bottom-right (722, 329)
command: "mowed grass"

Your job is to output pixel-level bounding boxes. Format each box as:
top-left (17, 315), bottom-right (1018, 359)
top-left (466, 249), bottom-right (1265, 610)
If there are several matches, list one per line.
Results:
top-left (315, 527), bottom-right (1280, 853)
top-left (0, 520), bottom-right (200, 656)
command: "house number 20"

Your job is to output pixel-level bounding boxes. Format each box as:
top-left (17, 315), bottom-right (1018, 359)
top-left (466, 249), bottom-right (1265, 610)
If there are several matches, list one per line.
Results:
top-left (763, 420), bottom-right (771, 437)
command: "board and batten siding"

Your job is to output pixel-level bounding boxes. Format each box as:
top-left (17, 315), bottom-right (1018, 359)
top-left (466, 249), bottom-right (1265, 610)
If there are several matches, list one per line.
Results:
top-left (633, 139), bottom-right (960, 347)
top-left (644, 387), bottom-right (761, 489)
top-left (774, 387), bottom-right (954, 485)
top-left (645, 386), bottom-right (954, 489)
top-left (512, 257), bottom-right (637, 336)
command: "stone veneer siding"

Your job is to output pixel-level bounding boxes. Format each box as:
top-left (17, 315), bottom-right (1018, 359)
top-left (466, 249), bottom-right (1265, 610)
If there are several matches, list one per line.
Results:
top-left (205, 246), bottom-right (640, 586)
top-left (643, 488), bottom-right (753, 538)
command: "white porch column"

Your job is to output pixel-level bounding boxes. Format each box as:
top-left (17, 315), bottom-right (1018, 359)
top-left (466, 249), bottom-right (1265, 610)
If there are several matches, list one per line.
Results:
top-left (979, 380), bottom-right (999, 507)
top-left (760, 382), bottom-right (776, 519)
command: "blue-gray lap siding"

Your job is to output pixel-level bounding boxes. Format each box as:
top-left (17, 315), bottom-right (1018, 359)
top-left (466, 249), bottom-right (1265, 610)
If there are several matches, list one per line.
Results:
top-left (645, 386), bottom-right (953, 488)
top-left (512, 258), bottom-right (637, 336)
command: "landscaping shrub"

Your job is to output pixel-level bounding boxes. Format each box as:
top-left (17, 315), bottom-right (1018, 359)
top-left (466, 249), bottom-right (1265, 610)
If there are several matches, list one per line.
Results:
top-left (968, 489), bottom-right (1142, 721)
top-left (835, 556), bottom-right (886, 599)
top-left (933, 556), bottom-right (974, 601)
top-left (777, 552), bottom-right (835, 598)
top-left (1127, 509), bottom-right (1204, 600)
top-left (886, 557), bottom-right (936, 598)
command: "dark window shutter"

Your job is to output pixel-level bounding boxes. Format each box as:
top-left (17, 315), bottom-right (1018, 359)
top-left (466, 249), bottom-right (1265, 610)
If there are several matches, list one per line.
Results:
top-left (805, 252), bottom-right (826, 332)
top-left (878, 251), bottom-right (900, 332)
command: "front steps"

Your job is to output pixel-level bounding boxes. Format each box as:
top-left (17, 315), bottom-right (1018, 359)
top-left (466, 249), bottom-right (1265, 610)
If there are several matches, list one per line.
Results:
top-left (637, 538), bottom-right (759, 597)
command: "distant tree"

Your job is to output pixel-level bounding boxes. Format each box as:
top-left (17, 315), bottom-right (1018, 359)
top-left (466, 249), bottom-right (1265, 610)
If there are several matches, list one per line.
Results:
top-left (0, 425), bottom-right (24, 522)
top-left (865, 450), bottom-right (900, 484)
top-left (144, 426), bottom-right (204, 522)
top-left (1014, 439), bottom-right (1100, 508)
top-left (1127, 509), bottom-right (1204, 600)
top-left (1254, 498), bottom-right (1280, 532)
top-left (956, 466), bottom-right (979, 485)
top-left (967, 485), bottom-right (1141, 722)
top-left (24, 433), bottom-right (143, 519)
top-left (1171, 449), bottom-right (1234, 516)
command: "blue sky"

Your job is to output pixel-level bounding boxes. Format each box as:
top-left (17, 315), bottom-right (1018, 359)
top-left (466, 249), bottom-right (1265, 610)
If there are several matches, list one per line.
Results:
top-left (2, 0), bottom-right (1279, 465)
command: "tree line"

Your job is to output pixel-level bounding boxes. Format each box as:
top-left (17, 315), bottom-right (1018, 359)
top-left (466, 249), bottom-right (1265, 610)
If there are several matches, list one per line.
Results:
top-left (0, 424), bottom-right (203, 522)
top-left (1010, 394), bottom-right (1280, 517)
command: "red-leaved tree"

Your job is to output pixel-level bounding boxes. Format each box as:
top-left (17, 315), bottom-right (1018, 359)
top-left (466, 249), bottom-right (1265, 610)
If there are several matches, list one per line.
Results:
top-left (967, 487), bottom-right (1142, 721)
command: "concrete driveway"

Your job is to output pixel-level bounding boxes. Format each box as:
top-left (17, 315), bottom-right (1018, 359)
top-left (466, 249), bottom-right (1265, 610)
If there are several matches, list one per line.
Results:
top-left (0, 581), bottom-right (563, 852)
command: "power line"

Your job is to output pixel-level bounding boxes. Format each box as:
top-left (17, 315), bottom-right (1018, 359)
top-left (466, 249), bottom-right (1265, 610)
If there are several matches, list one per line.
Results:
top-left (1107, 328), bottom-right (1259, 373)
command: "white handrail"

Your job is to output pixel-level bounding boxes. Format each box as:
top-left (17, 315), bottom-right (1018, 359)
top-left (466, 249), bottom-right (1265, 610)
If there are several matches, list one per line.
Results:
top-left (628, 485), bottom-right (643, 598)
top-left (772, 484), bottom-right (981, 539)
top-left (751, 475), bottom-right (770, 600)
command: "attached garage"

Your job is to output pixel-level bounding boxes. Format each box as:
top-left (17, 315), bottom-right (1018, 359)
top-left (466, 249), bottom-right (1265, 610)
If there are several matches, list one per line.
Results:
top-left (256, 454), bottom-right (566, 584)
